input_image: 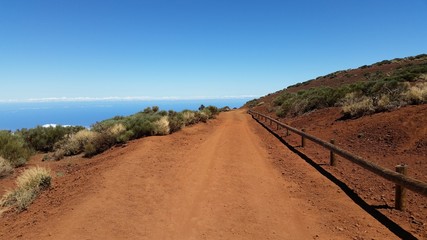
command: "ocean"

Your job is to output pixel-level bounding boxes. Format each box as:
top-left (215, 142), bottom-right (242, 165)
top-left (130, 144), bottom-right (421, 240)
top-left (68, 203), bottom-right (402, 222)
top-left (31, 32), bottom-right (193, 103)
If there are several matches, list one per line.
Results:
top-left (0, 99), bottom-right (251, 131)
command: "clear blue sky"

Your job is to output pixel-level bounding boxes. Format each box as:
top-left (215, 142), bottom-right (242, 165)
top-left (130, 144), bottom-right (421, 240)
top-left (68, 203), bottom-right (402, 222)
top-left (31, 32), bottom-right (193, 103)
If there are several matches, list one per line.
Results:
top-left (1, 0), bottom-right (426, 101)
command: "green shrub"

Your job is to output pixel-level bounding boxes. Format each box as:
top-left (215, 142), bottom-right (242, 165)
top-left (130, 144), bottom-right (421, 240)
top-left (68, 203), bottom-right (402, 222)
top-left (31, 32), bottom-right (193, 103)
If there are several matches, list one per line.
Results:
top-left (143, 107), bottom-right (154, 114)
top-left (195, 111), bottom-right (209, 123)
top-left (246, 99), bottom-right (259, 108)
top-left (17, 125), bottom-right (85, 152)
top-left (168, 111), bottom-right (185, 133)
top-left (0, 131), bottom-right (32, 167)
top-left (52, 129), bottom-right (98, 159)
top-left (383, 63), bottom-right (427, 82)
top-left (124, 114), bottom-right (158, 139)
top-left (206, 106), bottom-right (219, 117)
top-left (83, 132), bottom-right (115, 157)
top-left (63, 107), bottom-right (216, 157)
top-left (152, 106), bottom-right (159, 113)
top-left (0, 167), bottom-right (51, 211)
top-left (274, 87), bottom-right (344, 117)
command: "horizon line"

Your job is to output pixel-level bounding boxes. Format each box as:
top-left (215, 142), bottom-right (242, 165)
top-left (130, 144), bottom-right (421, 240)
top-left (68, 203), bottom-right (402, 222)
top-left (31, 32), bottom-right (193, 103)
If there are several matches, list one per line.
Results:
top-left (0, 95), bottom-right (260, 103)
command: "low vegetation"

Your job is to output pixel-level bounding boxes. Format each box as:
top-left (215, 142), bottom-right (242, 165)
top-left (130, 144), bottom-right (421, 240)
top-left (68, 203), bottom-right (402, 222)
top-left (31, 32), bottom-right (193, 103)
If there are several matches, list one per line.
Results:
top-left (17, 125), bottom-right (85, 152)
top-left (0, 167), bottom-right (51, 211)
top-left (0, 104), bottom-right (222, 174)
top-left (273, 87), bottom-right (342, 117)
top-left (0, 131), bottom-right (32, 167)
top-left (49, 105), bottom-right (220, 159)
top-left (0, 157), bottom-right (13, 178)
top-left (270, 54), bottom-right (427, 119)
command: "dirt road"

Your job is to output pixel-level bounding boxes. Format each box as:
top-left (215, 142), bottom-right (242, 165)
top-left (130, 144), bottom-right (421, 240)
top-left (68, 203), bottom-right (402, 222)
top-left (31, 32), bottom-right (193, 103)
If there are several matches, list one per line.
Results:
top-left (0, 110), bottom-right (396, 239)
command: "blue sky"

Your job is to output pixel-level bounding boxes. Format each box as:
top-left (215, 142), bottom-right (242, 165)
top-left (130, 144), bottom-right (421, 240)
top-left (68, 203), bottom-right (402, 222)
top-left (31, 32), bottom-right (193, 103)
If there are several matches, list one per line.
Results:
top-left (1, 0), bottom-right (426, 101)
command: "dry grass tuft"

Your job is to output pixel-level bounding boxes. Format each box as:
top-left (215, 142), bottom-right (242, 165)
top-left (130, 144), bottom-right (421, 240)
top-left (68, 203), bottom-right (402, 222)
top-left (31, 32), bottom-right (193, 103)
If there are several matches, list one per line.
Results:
top-left (53, 129), bottom-right (97, 159)
top-left (0, 167), bottom-right (51, 211)
top-left (0, 157), bottom-right (13, 178)
top-left (154, 116), bottom-right (170, 135)
top-left (341, 93), bottom-right (375, 118)
top-left (403, 82), bottom-right (427, 104)
top-left (108, 123), bottom-right (126, 136)
top-left (182, 111), bottom-right (196, 126)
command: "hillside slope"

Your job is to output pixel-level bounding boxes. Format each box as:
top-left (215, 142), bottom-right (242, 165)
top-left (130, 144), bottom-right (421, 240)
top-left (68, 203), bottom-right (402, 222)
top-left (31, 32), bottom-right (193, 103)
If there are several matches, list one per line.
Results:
top-left (247, 54), bottom-right (427, 238)
top-left (249, 54), bottom-right (427, 110)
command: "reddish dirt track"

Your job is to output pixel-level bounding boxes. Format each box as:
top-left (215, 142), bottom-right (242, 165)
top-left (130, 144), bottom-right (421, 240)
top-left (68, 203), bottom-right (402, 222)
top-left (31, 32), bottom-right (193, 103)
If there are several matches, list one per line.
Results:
top-left (1, 110), bottom-right (398, 239)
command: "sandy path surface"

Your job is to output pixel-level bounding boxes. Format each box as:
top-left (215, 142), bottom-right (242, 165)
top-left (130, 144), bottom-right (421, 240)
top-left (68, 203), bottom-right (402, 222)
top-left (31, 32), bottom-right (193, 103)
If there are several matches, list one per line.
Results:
top-left (1, 110), bottom-right (396, 239)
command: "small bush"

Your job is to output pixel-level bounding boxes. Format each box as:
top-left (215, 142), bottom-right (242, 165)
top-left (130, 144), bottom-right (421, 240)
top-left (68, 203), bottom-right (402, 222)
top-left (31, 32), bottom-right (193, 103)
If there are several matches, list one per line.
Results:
top-left (0, 131), bottom-right (32, 167)
top-left (61, 107), bottom-right (216, 157)
top-left (403, 82), bottom-right (427, 104)
top-left (152, 106), bottom-right (159, 113)
top-left (17, 125), bottom-right (85, 152)
top-left (377, 94), bottom-right (392, 111)
top-left (0, 167), bottom-right (51, 211)
top-left (143, 107), bottom-right (153, 114)
top-left (52, 148), bottom-right (65, 161)
top-left (205, 106), bottom-right (219, 117)
top-left (168, 111), bottom-right (185, 133)
top-left (246, 99), bottom-right (259, 108)
top-left (274, 87), bottom-right (344, 117)
top-left (195, 111), bottom-right (210, 123)
top-left (341, 93), bottom-right (375, 118)
top-left (83, 132), bottom-right (115, 157)
top-left (108, 123), bottom-right (126, 137)
top-left (153, 116), bottom-right (170, 135)
top-left (0, 157), bottom-right (13, 178)
top-left (54, 129), bottom-right (97, 158)
top-left (182, 111), bottom-right (196, 126)
top-left (83, 143), bottom-right (97, 157)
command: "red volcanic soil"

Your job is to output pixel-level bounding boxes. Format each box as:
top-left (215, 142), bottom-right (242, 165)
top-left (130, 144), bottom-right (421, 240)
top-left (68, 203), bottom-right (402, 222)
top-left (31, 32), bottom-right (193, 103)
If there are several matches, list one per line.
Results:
top-left (251, 104), bottom-right (427, 238)
top-left (0, 110), bottom-right (399, 239)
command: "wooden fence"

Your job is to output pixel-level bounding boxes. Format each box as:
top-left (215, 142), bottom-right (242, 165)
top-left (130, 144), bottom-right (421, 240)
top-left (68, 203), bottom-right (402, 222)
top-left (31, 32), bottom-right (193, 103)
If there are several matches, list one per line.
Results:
top-left (248, 110), bottom-right (427, 210)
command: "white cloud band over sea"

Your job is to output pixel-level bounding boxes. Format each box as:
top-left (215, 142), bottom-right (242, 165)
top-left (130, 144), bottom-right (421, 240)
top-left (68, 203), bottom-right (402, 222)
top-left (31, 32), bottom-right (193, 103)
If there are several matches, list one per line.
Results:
top-left (0, 95), bottom-right (259, 103)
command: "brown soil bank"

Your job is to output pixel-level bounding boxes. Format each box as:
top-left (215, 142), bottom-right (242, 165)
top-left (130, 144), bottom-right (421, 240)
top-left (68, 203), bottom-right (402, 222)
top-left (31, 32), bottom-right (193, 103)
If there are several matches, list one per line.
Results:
top-left (251, 104), bottom-right (427, 239)
top-left (0, 110), bottom-right (397, 239)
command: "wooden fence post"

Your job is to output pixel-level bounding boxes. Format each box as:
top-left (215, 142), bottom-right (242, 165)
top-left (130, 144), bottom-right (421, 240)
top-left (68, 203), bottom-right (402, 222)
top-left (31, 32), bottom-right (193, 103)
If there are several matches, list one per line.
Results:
top-left (395, 164), bottom-right (408, 211)
top-left (330, 139), bottom-right (336, 166)
top-left (301, 128), bottom-right (305, 147)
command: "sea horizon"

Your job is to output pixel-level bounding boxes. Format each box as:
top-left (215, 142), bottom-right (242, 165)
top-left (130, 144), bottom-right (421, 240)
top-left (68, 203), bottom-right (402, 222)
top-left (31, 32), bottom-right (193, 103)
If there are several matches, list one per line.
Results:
top-left (0, 98), bottom-right (252, 131)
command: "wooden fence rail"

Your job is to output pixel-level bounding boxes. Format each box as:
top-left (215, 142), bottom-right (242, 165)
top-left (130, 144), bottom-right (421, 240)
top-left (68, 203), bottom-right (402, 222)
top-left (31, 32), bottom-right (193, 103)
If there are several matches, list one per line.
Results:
top-left (248, 110), bottom-right (427, 199)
